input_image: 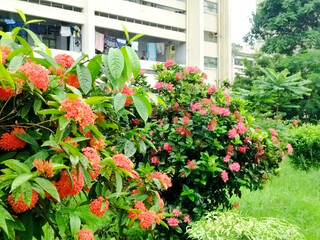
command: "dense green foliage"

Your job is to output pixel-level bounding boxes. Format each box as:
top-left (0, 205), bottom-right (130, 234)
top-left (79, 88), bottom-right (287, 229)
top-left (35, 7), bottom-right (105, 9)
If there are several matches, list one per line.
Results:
top-left (233, 51), bottom-right (319, 122)
top-left (245, 0), bottom-right (320, 54)
top-left (231, 159), bottom-right (320, 240)
top-left (288, 124), bottom-right (320, 170)
top-left (187, 211), bottom-right (304, 240)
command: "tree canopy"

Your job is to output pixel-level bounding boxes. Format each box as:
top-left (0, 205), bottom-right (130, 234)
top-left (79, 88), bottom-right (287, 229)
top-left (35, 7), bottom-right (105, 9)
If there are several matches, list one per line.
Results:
top-left (245, 0), bottom-right (320, 54)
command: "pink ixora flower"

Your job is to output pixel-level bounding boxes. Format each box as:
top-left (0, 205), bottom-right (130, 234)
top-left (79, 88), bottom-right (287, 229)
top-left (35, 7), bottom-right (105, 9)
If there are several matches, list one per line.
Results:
top-left (176, 72), bottom-right (183, 80)
top-left (139, 69), bottom-right (146, 75)
top-left (223, 92), bottom-right (231, 105)
top-left (190, 102), bottom-right (202, 111)
top-left (220, 107), bottom-right (230, 116)
top-left (168, 217), bottom-right (179, 227)
top-left (165, 83), bottom-right (174, 91)
top-left (221, 170), bottom-right (228, 182)
top-left (207, 85), bottom-right (217, 94)
top-left (236, 122), bottom-right (247, 134)
top-left (184, 215), bottom-right (191, 223)
top-left (199, 108), bottom-right (207, 115)
top-left (238, 146), bottom-right (248, 153)
top-left (164, 60), bottom-right (174, 68)
top-left (287, 143), bottom-right (293, 155)
top-left (163, 143), bottom-right (172, 153)
top-left (151, 156), bottom-right (161, 164)
top-left (187, 66), bottom-right (195, 73)
top-left (228, 129), bottom-right (237, 139)
top-left (172, 209), bottom-right (182, 217)
top-left (223, 155), bottom-right (231, 163)
top-left (229, 162), bottom-right (241, 172)
top-left (269, 128), bottom-right (278, 137)
top-left (154, 81), bottom-right (163, 89)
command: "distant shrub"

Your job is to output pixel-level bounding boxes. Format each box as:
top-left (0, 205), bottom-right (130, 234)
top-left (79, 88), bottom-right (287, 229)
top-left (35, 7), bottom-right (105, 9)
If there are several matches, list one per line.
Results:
top-left (187, 211), bottom-right (305, 240)
top-left (288, 124), bottom-right (320, 170)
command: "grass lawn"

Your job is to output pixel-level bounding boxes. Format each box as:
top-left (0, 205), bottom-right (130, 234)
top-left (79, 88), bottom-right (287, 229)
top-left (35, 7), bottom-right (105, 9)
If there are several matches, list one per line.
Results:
top-left (231, 158), bottom-right (320, 240)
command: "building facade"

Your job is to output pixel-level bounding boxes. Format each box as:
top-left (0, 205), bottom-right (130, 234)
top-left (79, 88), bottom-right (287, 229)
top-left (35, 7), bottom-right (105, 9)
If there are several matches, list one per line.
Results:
top-left (0, 0), bottom-right (231, 85)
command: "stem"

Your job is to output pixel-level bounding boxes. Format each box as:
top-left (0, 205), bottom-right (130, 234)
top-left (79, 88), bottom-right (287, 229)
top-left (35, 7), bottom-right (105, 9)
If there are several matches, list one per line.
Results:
top-left (39, 205), bottom-right (63, 240)
top-left (0, 121), bottom-right (54, 133)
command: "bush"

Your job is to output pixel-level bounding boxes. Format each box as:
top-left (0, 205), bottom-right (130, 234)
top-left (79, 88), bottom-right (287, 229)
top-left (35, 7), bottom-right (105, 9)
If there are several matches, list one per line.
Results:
top-left (186, 211), bottom-right (305, 240)
top-left (132, 61), bottom-right (287, 234)
top-left (288, 123), bottom-right (320, 170)
top-left (0, 12), bottom-right (180, 240)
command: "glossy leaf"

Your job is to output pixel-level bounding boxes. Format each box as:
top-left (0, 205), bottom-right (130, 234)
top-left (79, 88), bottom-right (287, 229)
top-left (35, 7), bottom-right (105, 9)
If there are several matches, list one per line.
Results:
top-left (108, 48), bottom-right (124, 80)
top-left (77, 65), bottom-right (92, 94)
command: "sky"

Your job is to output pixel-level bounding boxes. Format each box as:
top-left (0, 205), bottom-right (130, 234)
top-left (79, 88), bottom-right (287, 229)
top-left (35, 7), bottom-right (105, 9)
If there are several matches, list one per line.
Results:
top-left (230, 0), bottom-right (256, 45)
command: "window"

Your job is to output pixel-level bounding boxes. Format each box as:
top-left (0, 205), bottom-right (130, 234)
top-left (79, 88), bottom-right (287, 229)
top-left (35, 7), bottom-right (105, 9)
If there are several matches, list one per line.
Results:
top-left (234, 58), bottom-right (242, 66)
top-left (204, 57), bottom-right (218, 68)
top-left (204, 31), bottom-right (217, 43)
top-left (204, 1), bottom-right (218, 14)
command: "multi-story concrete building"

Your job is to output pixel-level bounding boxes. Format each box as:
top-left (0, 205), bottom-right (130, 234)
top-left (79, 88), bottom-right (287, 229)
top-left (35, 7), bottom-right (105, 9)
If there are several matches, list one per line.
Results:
top-left (0, 0), bottom-right (231, 85)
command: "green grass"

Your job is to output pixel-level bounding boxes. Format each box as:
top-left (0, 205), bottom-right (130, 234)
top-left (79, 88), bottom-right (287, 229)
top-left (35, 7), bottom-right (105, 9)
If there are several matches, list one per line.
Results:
top-left (231, 158), bottom-right (320, 240)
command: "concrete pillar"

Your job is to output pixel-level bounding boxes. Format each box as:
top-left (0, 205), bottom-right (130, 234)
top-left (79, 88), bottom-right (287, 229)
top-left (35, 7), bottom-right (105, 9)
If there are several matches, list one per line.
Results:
top-left (186, 0), bottom-right (204, 69)
top-left (82, 0), bottom-right (95, 58)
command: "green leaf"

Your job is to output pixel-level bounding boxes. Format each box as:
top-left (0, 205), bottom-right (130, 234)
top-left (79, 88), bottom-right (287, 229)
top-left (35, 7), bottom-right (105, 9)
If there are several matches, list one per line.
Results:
top-left (14, 132), bottom-right (39, 148)
top-left (24, 19), bottom-right (45, 25)
top-left (34, 50), bottom-right (58, 67)
top-left (125, 46), bottom-right (140, 78)
top-left (66, 84), bottom-right (82, 98)
top-left (157, 97), bottom-right (166, 106)
top-left (77, 65), bottom-right (92, 94)
top-left (21, 182), bottom-right (32, 205)
top-left (25, 150), bottom-right (49, 168)
top-left (0, 152), bottom-right (16, 162)
top-left (108, 48), bottom-right (124, 80)
top-left (133, 193), bottom-right (149, 201)
top-left (124, 140), bottom-right (136, 158)
top-left (88, 124), bottom-right (103, 138)
top-left (59, 116), bottom-right (69, 131)
top-left (65, 54), bottom-right (88, 74)
top-left (3, 160), bottom-right (31, 173)
top-left (101, 55), bottom-right (117, 88)
top-left (128, 33), bottom-right (144, 44)
top-left (132, 95), bottom-right (149, 122)
top-left (122, 24), bottom-right (130, 42)
top-left (138, 139), bottom-right (147, 155)
top-left (0, 30), bottom-right (13, 40)
top-left (8, 54), bottom-right (24, 72)
top-left (115, 171), bottom-right (122, 198)
top-left (87, 55), bottom-right (102, 81)
top-left (11, 173), bottom-right (34, 192)
top-left (34, 177), bottom-right (60, 202)
top-left (69, 214), bottom-right (81, 237)
top-left (85, 96), bottom-right (109, 104)
top-left (16, 8), bottom-right (26, 23)
top-left (160, 220), bottom-right (169, 230)
top-left (38, 109), bottom-right (64, 115)
top-left (16, 36), bottom-right (33, 58)
top-left (20, 102), bottom-right (32, 118)
top-left (0, 63), bottom-right (15, 88)
top-left (114, 92), bottom-right (127, 113)
top-left (33, 97), bottom-right (42, 114)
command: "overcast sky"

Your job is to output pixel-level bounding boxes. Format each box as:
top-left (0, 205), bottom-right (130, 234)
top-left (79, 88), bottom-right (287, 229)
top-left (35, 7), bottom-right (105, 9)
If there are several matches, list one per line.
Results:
top-left (230, 0), bottom-right (256, 45)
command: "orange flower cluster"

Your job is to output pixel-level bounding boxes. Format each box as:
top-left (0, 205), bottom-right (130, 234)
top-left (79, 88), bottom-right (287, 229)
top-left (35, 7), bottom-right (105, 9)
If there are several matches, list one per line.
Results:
top-left (112, 153), bottom-right (134, 172)
top-left (89, 137), bottom-right (106, 150)
top-left (19, 60), bottom-right (50, 91)
top-left (8, 191), bottom-right (38, 213)
top-left (128, 201), bottom-right (164, 229)
top-left (0, 128), bottom-right (26, 151)
top-left (89, 196), bottom-right (109, 217)
top-left (82, 147), bottom-right (101, 180)
top-left (65, 73), bottom-right (80, 88)
top-left (151, 172), bottom-right (172, 190)
top-left (59, 98), bottom-right (95, 128)
top-left (54, 54), bottom-right (75, 68)
top-left (77, 229), bottom-right (94, 240)
top-left (33, 159), bottom-right (54, 178)
top-left (0, 86), bottom-right (13, 101)
top-left (54, 169), bottom-right (84, 199)
top-left (1, 45), bottom-right (11, 64)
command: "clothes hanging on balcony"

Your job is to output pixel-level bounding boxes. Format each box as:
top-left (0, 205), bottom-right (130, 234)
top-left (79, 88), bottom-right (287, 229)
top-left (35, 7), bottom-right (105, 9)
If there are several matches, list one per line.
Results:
top-left (131, 41), bottom-right (139, 51)
top-left (105, 36), bottom-right (117, 49)
top-left (60, 26), bottom-right (72, 37)
top-left (146, 43), bottom-right (157, 61)
top-left (5, 18), bottom-right (26, 38)
top-left (116, 38), bottom-right (126, 48)
top-left (70, 26), bottom-right (81, 52)
top-left (95, 31), bottom-right (105, 52)
top-left (156, 43), bottom-right (165, 55)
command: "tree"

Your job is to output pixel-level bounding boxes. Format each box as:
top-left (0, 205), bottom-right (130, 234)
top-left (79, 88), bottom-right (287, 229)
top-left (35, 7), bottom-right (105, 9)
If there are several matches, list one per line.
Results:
top-left (251, 68), bottom-right (311, 116)
top-left (245, 0), bottom-right (320, 55)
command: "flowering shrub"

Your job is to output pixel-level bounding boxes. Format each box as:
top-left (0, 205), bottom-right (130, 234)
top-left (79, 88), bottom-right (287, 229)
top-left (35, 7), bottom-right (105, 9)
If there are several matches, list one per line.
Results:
top-left (0, 12), bottom-right (180, 240)
top-left (288, 123), bottom-right (320, 170)
top-left (134, 61), bottom-right (286, 230)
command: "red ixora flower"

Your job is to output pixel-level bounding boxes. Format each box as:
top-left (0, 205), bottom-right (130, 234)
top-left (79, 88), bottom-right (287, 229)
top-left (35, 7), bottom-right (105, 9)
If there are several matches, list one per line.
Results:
top-left (112, 153), bottom-right (134, 172)
top-left (1, 45), bottom-right (11, 64)
top-left (133, 119), bottom-right (140, 125)
top-left (19, 60), bottom-right (50, 91)
top-left (8, 190), bottom-right (38, 213)
top-left (59, 97), bottom-right (95, 128)
top-left (55, 169), bottom-right (84, 199)
top-left (176, 72), bottom-right (183, 80)
top-left (0, 86), bottom-right (13, 101)
top-left (151, 171), bottom-right (172, 190)
top-left (0, 128), bottom-right (26, 151)
top-left (164, 59), bottom-right (174, 68)
top-left (187, 160), bottom-right (197, 170)
top-left (65, 73), bottom-right (80, 88)
top-left (82, 147), bottom-right (101, 180)
top-left (163, 143), bottom-right (172, 153)
top-left (151, 156), bottom-right (161, 164)
top-left (54, 54), bottom-right (75, 68)
top-left (89, 196), bottom-right (109, 217)
top-left (77, 229), bottom-right (94, 240)
top-left (122, 85), bottom-right (134, 106)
